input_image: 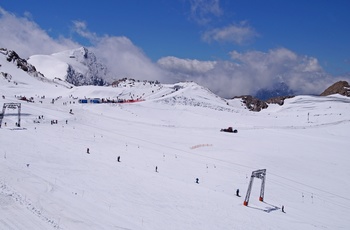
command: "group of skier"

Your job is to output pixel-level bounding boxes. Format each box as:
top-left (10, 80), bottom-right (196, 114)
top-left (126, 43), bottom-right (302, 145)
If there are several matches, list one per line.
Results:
top-left (83, 147), bottom-right (286, 213)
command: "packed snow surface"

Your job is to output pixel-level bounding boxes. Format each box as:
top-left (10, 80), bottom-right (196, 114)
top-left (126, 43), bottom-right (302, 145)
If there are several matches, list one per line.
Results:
top-left (1, 58), bottom-right (350, 229)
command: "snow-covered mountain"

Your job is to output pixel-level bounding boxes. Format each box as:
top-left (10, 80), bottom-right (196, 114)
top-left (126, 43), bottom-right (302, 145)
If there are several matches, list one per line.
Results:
top-left (0, 48), bottom-right (73, 92)
top-left (28, 47), bottom-right (110, 86)
top-left (1, 47), bottom-right (350, 230)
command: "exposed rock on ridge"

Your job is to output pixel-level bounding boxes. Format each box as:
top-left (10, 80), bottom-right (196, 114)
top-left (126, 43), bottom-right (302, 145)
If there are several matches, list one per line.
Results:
top-left (1, 47), bottom-right (72, 88)
top-left (266, 96), bottom-right (295, 106)
top-left (4, 49), bottom-right (39, 75)
top-left (1, 48), bottom-right (48, 81)
top-left (320, 81), bottom-right (350, 97)
top-left (233, 95), bottom-right (268, 112)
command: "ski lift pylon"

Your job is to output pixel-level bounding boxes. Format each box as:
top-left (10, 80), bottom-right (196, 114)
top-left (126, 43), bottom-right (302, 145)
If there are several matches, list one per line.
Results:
top-left (243, 169), bottom-right (266, 206)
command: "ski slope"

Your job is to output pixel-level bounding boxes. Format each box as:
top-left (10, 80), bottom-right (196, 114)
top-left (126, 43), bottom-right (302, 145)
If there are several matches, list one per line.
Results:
top-left (1, 57), bottom-right (350, 229)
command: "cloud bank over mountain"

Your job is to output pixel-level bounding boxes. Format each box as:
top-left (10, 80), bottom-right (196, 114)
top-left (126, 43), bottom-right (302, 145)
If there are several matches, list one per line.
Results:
top-left (0, 7), bottom-right (348, 98)
top-left (0, 7), bottom-right (78, 58)
top-left (158, 48), bottom-right (340, 97)
top-left (0, 9), bottom-right (165, 83)
top-left (73, 21), bottom-right (166, 83)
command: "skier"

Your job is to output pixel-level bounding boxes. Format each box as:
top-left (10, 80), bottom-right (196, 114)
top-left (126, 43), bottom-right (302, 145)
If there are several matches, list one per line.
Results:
top-left (87, 148), bottom-right (90, 154)
top-left (236, 189), bottom-right (240, 197)
top-left (282, 205), bottom-right (285, 213)
top-left (196, 178), bottom-right (199, 184)
top-left (155, 166), bottom-right (158, 172)
top-left (117, 156), bottom-right (120, 162)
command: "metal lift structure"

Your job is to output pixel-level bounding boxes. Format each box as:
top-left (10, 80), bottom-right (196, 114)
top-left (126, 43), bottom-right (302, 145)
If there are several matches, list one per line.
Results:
top-left (243, 169), bottom-right (266, 206)
top-left (0, 103), bottom-right (21, 128)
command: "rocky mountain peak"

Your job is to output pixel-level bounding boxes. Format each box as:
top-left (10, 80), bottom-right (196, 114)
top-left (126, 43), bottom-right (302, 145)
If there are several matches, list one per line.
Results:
top-left (320, 81), bottom-right (350, 97)
top-left (75, 47), bottom-right (89, 59)
top-left (70, 47), bottom-right (96, 64)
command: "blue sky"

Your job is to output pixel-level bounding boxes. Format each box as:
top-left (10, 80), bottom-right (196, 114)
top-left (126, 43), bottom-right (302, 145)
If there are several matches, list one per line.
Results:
top-left (1, 0), bottom-right (350, 97)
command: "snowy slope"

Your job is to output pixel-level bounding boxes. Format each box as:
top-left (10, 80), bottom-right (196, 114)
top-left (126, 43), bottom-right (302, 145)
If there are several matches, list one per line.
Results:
top-left (27, 54), bottom-right (71, 81)
top-left (1, 68), bottom-right (350, 229)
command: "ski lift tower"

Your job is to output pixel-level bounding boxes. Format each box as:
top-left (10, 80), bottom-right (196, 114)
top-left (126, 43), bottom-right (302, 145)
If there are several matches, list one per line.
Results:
top-left (243, 169), bottom-right (266, 206)
top-left (0, 103), bottom-right (21, 128)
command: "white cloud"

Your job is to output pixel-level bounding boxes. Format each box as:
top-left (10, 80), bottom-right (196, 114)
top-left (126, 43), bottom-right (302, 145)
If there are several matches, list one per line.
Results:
top-left (70, 20), bottom-right (166, 82)
top-left (157, 56), bottom-right (217, 83)
top-left (72, 20), bottom-right (97, 42)
top-left (188, 1), bottom-right (258, 46)
top-left (228, 48), bottom-right (330, 95)
top-left (158, 48), bottom-right (343, 98)
top-left (202, 21), bottom-right (258, 45)
top-left (1, 7), bottom-right (347, 98)
top-left (0, 7), bottom-right (77, 58)
top-left (157, 56), bottom-right (216, 73)
top-left (90, 36), bottom-right (166, 82)
top-left (188, 0), bottom-right (223, 25)
top-left (0, 9), bottom-right (166, 83)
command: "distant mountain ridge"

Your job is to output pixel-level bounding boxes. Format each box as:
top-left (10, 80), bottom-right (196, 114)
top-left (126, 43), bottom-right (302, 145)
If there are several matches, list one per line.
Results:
top-left (235, 81), bottom-right (350, 111)
top-left (1, 46), bottom-right (350, 113)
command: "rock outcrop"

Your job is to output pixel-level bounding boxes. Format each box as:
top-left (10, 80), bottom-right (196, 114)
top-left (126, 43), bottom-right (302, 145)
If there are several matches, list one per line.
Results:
top-left (233, 95), bottom-right (268, 112)
top-left (1, 47), bottom-right (73, 88)
top-left (5, 49), bottom-right (38, 75)
top-left (320, 81), bottom-right (350, 97)
top-left (266, 96), bottom-right (295, 105)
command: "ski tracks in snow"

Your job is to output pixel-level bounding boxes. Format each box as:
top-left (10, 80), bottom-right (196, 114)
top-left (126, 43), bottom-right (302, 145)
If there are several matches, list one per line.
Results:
top-left (0, 180), bottom-right (61, 229)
